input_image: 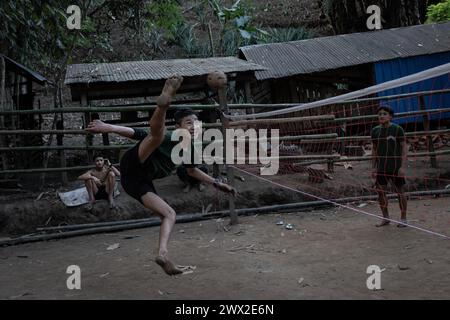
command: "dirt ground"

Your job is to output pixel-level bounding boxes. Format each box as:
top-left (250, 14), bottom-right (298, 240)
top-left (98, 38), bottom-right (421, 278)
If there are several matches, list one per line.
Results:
top-left (1, 196), bottom-right (450, 300)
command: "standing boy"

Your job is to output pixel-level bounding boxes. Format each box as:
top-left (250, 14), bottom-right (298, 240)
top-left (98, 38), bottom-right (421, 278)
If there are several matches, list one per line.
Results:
top-left (371, 105), bottom-right (408, 228)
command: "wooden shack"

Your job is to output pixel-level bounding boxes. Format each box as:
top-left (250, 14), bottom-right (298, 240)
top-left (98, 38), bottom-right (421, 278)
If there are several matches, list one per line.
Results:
top-left (0, 54), bottom-right (49, 172)
top-left (239, 22), bottom-right (450, 135)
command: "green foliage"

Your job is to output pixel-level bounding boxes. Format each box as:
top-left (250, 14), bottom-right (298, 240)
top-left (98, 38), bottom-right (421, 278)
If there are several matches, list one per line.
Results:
top-left (0, 0), bottom-right (111, 80)
top-left (426, 0), bottom-right (450, 23)
top-left (148, 0), bottom-right (185, 39)
top-left (258, 27), bottom-right (312, 44)
top-left (322, 0), bottom-right (335, 16)
top-left (222, 29), bottom-right (242, 56)
top-left (141, 23), bottom-right (165, 59)
top-left (193, 0), bottom-right (209, 31)
top-left (171, 23), bottom-right (211, 58)
top-left (208, 0), bottom-right (267, 55)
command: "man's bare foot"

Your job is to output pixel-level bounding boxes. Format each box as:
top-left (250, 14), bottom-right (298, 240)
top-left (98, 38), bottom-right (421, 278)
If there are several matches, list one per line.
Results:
top-left (155, 256), bottom-right (183, 276)
top-left (156, 75), bottom-right (183, 108)
top-left (376, 218), bottom-right (390, 227)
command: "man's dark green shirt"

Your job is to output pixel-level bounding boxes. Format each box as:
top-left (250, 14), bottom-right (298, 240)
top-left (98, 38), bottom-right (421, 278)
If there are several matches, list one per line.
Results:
top-left (131, 128), bottom-right (197, 180)
top-left (371, 123), bottom-right (405, 173)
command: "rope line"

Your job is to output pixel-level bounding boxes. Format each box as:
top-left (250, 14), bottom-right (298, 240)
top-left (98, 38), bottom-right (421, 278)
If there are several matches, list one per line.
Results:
top-left (232, 166), bottom-right (450, 239)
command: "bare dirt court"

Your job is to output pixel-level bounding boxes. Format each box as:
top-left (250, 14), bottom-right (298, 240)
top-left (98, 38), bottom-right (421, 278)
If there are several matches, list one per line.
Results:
top-left (1, 197), bottom-right (450, 300)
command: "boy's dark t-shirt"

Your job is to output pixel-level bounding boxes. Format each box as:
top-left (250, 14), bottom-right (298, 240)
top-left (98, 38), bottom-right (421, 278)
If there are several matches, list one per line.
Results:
top-left (131, 128), bottom-right (197, 180)
top-left (371, 123), bottom-right (405, 173)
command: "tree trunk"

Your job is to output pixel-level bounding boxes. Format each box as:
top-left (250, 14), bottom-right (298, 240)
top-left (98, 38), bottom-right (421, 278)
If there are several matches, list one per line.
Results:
top-left (323, 0), bottom-right (439, 35)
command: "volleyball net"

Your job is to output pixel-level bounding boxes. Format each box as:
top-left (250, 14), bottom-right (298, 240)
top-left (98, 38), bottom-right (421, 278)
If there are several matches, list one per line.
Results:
top-left (225, 63), bottom-right (450, 237)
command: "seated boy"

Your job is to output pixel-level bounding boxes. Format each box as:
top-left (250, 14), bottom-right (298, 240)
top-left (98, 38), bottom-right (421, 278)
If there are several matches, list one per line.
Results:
top-left (78, 156), bottom-right (120, 210)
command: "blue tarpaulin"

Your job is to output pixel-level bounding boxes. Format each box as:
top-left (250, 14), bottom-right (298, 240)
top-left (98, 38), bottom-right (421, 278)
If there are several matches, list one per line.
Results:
top-left (374, 52), bottom-right (450, 124)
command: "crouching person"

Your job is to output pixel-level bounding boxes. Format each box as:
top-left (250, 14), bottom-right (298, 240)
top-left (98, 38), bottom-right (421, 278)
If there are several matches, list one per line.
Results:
top-left (177, 165), bottom-right (208, 192)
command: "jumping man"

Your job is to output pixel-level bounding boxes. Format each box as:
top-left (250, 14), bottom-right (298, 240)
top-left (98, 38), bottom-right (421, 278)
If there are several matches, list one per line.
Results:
top-left (86, 75), bottom-right (236, 275)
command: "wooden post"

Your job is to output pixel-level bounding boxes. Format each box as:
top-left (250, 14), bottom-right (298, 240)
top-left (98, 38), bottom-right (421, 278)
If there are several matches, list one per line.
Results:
top-left (0, 56), bottom-right (7, 174)
top-left (419, 95), bottom-right (437, 168)
top-left (102, 133), bottom-right (110, 146)
top-left (81, 93), bottom-right (93, 163)
top-left (56, 119), bottom-right (68, 185)
top-left (244, 81), bottom-right (255, 116)
top-left (58, 84), bottom-right (67, 185)
top-left (218, 86), bottom-right (238, 225)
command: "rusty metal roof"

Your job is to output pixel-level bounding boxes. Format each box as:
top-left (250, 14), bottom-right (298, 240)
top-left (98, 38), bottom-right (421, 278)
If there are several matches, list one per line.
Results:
top-left (1, 54), bottom-right (48, 85)
top-left (64, 56), bottom-right (265, 85)
top-left (239, 22), bottom-right (450, 80)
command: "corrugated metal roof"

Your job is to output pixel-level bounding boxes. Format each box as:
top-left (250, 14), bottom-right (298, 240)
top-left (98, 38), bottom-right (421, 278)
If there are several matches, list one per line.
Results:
top-left (239, 22), bottom-right (450, 80)
top-left (64, 56), bottom-right (265, 85)
top-left (0, 54), bottom-right (48, 85)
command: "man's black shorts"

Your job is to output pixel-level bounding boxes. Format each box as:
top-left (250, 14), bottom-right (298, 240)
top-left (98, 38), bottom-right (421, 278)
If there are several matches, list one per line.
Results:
top-left (94, 185), bottom-right (109, 200)
top-left (120, 143), bottom-right (157, 204)
top-left (376, 171), bottom-right (405, 188)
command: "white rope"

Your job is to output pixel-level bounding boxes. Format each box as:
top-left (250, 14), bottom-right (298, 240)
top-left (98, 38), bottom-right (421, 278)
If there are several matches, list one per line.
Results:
top-left (232, 166), bottom-right (450, 239)
top-left (228, 62), bottom-right (450, 120)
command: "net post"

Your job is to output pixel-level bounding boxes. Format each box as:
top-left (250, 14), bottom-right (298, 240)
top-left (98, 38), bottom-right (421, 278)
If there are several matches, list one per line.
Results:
top-left (218, 86), bottom-right (238, 225)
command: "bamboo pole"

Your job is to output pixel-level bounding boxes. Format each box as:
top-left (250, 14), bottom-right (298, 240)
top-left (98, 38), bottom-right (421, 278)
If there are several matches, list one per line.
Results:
top-left (227, 114), bottom-right (335, 127)
top-left (2, 127), bottom-right (449, 141)
top-left (0, 145), bottom-right (135, 152)
top-left (311, 129), bottom-right (450, 143)
top-left (0, 163), bottom-right (119, 174)
top-left (2, 88), bottom-right (449, 116)
top-left (0, 107), bottom-right (440, 123)
top-left (335, 108), bottom-right (450, 123)
top-left (2, 130), bottom-right (450, 154)
top-left (294, 149), bottom-right (450, 166)
top-left (1, 127), bottom-right (449, 153)
top-left (3, 188), bottom-right (450, 246)
top-left (0, 129), bottom-right (88, 135)
top-left (218, 84), bottom-right (238, 225)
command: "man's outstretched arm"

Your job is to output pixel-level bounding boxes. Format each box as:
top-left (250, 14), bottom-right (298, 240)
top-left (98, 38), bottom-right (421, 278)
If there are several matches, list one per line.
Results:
top-left (86, 120), bottom-right (136, 139)
top-left (186, 167), bottom-right (236, 196)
